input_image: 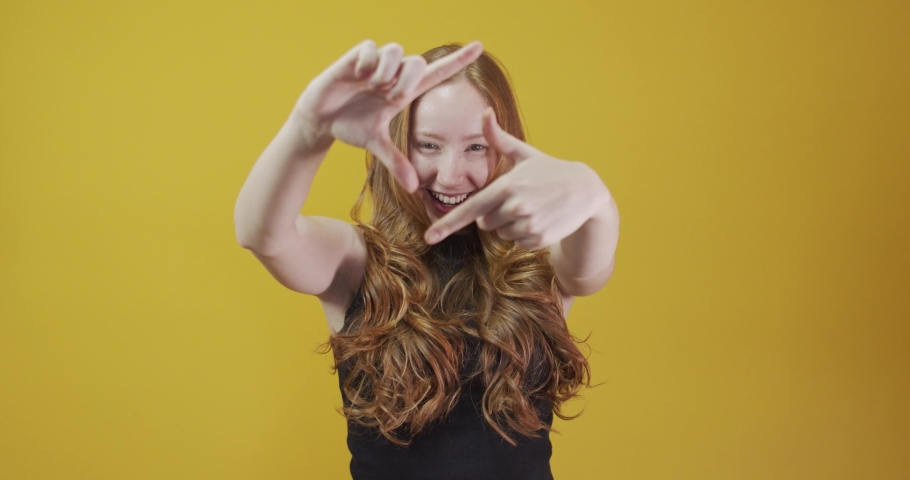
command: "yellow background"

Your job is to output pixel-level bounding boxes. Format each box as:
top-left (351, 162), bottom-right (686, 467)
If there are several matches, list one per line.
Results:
top-left (2, 0), bottom-right (908, 478)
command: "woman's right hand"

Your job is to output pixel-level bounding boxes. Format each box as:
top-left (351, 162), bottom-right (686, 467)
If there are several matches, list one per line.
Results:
top-left (292, 40), bottom-right (483, 193)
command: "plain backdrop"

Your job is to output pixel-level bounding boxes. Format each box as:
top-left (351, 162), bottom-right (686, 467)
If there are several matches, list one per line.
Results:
top-left (1, 0), bottom-right (908, 478)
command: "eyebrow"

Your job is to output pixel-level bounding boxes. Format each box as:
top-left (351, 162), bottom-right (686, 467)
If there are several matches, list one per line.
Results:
top-left (415, 131), bottom-right (485, 141)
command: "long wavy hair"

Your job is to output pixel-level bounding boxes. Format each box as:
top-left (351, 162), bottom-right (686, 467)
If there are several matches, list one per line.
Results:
top-left (327, 44), bottom-right (591, 446)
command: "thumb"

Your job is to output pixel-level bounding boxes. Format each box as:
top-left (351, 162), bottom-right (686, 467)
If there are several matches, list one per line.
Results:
top-left (367, 135), bottom-right (419, 193)
top-left (482, 108), bottom-right (534, 161)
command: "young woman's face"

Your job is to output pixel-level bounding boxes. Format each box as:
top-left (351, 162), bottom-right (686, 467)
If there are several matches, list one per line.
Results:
top-left (409, 79), bottom-right (498, 223)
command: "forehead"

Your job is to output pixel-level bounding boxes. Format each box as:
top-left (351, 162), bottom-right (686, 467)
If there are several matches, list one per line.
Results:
top-left (412, 79), bottom-right (489, 136)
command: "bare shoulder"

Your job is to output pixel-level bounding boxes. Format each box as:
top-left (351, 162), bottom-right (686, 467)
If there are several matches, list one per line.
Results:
top-left (248, 215), bottom-right (366, 333)
top-left (310, 217), bottom-right (366, 334)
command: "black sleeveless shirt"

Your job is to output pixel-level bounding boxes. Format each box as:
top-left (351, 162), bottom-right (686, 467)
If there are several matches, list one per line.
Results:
top-left (337, 234), bottom-right (555, 480)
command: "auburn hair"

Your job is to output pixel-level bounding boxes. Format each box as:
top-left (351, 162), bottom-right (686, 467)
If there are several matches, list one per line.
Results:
top-left (327, 44), bottom-right (591, 446)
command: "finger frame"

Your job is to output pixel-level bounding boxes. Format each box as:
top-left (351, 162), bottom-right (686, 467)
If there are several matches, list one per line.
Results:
top-left (352, 40), bottom-right (379, 80)
top-left (482, 108), bottom-right (537, 162)
top-left (366, 134), bottom-right (418, 193)
top-left (476, 196), bottom-right (531, 232)
top-left (494, 218), bottom-right (545, 250)
top-left (410, 41), bottom-right (484, 101)
top-left (425, 179), bottom-right (507, 244)
top-left (370, 43), bottom-right (405, 88)
top-left (386, 55), bottom-right (428, 102)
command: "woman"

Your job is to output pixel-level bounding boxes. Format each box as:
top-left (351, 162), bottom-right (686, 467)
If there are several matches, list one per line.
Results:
top-left (234, 40), bottom-right (619, 479)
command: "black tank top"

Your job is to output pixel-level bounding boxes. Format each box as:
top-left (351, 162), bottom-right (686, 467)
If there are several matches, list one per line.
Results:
top-left (337, 234), bottom-right (554, 480)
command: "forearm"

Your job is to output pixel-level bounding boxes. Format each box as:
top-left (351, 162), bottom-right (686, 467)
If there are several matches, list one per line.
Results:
top-left (233, 115), bottom-right (334, 253)
top-left (550, 179), bottom-right (620, 296)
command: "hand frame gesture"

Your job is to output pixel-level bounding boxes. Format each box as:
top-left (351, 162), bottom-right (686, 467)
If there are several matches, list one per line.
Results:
top-left (295, 40), bottom-right (484, 192)
top-left (425, 109), bottom-right (611, 250)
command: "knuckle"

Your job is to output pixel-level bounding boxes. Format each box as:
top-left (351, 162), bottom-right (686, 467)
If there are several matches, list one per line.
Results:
top-left (358, 39), bottom-right (376, 54)
top-left (425, 71), bottom-right (441, 84)
top-left (503, 199), bottom-right (528, 217)
top-left (405, 55), bottom-right (427, 69)
top-left (539, 233), bottom-right (552, 247)
top-left (514, 203), bottom-right (531, 217)
top-left (516, 238), bottom-right (534, 249)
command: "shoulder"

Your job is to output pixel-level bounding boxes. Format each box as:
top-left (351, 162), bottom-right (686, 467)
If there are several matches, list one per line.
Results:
top-left (312, 218), bottom-right (367, 333)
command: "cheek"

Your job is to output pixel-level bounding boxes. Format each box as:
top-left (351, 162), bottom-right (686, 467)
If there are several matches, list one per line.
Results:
top-left (409, 155), bottom-right (433, 183)
top-left (468, 160), bottom-right (492, 187)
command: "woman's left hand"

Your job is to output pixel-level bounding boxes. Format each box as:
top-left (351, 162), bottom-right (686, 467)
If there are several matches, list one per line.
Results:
top-left (425, 108), bottom-right (612, 249)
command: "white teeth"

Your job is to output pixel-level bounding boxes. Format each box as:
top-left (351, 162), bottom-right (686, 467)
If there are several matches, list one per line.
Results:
top-left (430, 191), bottom-right (469, 205)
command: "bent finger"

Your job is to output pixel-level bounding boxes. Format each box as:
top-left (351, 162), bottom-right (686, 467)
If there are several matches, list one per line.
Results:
top-left (425, 180), bottom-right (506, 244)
top-left (496, 220), bottom-right (543, 250)
top-left (514, 237), bottom-right (543, 250)
top-left (386, 55), bottom-right (427, 102)
top-left (482, 108), bottom-right (536, 161)
top-left (353, 40), bottom-right (379, 79)
top-left (476, 206), bottom-right (513, 232)
top-left (495, 221), bottom-right (523, 241)
top-left (366, 136), bottom-right (418, 193)
top-left (370, 43), bottom-right (405, 88)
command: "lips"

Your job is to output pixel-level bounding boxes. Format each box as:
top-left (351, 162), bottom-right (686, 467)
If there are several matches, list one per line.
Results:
top-left (428, 190), bottom-right (471, 205)
top-left (426, 189), bottom-right (473, 214)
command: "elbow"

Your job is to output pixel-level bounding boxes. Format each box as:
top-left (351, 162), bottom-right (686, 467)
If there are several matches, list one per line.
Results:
top-left (233, 198), bottom-right (256, 250)
top-left (233, 201), bottom-right (275, 253)
top-left (557, 256), bottom-right (615, 297)
top-left (233, 202), bottom-right (300, 256)
top-left (234, 214), bottom-right (272, 254)
top-left (235, 221), bottom-right (294, 258)
top-left (233, 213), bottom-right (258, 251)
top-left (235, 227), bottom-right (278, 256)
top-left (236, 232), bottom-right (259, 252)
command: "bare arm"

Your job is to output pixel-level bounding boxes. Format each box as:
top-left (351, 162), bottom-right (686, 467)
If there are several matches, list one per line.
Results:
top-left (234, 115), bottom-right (359, 297)
top-left (423, 109), bottom-right (620, 298)
top-left (548, 182), bottom-right (619, 297)
top-left (234, 40), bottom-right (485, 302)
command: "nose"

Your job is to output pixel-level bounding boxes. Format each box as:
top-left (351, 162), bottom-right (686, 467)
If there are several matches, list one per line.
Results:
top-left (435, 150), bottom-right (466, 188)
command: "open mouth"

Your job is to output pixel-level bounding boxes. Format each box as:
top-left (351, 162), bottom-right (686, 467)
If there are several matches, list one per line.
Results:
top-left (427, 189), bottom-right (473, 206)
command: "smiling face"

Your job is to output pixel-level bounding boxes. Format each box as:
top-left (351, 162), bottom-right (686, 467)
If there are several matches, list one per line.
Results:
top-left (409, 79), bottom-right (498, 223)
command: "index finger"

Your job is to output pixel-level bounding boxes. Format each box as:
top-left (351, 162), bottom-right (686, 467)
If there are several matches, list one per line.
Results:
top-left (366, 135), bottom-right (419, 192)
top-left (412, 41), bottom-right (484, 98)
top-left (424, 181), bottom-right (505, 244)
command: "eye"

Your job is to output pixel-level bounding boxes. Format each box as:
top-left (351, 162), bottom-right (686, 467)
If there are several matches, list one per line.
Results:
top-left (416, 142), bottom-right (438, 150)
top-left (468, 144), bottom-right (487, 152)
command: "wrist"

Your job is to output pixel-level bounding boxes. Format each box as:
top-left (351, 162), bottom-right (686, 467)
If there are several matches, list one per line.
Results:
top-left (287, 108), bottom-right (334, 153)
top-left (573, 162), bottom-right (611, 210)
top-left (575, 162), bottom-right (616, 226)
